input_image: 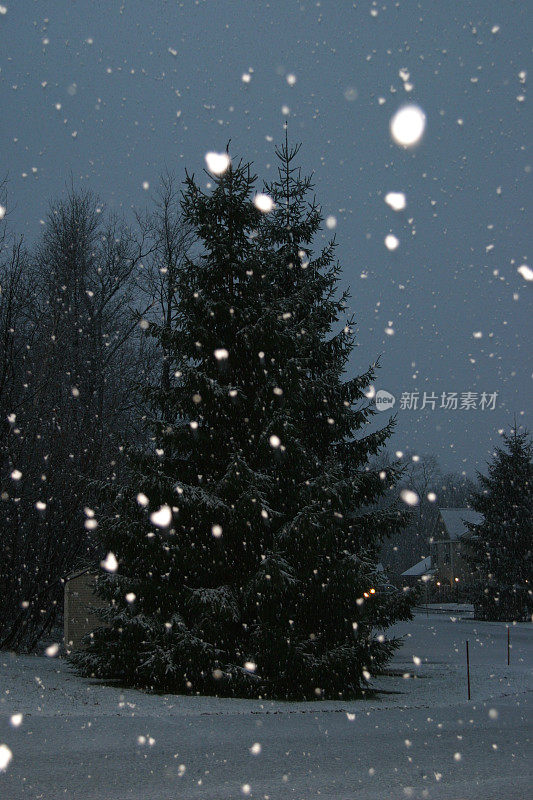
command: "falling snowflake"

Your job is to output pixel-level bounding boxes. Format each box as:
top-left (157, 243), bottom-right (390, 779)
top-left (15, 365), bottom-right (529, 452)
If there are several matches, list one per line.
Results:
top-left (150, 505), bottom-right (172, 528)
top-left (384, 192), bottom-right (406, 211)
top-left (390, 105), bottom-right (426, 147)
top-left (385, 234), bottom-right (400, 251)
top-left (253, 193), bottom-right (274, 213)
top-left (401, 489), bottom-right (419, 506)
top-left (205, 152), bottom-right (231, 175)
top-left (0, 744), bottom-right (13, 771)
top-left (100, 552), bottom-right (118, 572)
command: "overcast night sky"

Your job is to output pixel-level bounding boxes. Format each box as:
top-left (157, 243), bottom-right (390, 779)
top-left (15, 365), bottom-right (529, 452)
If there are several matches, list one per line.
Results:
top-left (1, 0), bottom-right (531, 476)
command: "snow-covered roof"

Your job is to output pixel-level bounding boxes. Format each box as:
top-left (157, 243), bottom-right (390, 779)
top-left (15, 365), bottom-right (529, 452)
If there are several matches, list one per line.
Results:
top-left (437, 508), bottom-right (483, 541)
top-left (401, 556), bottom-right (434, 577)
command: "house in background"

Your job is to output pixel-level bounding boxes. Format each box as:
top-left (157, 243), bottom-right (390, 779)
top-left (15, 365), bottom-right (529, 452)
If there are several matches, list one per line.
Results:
top-left (429, 507), bottom-right (483, 590)
top-left (401, 555), bottom-right (434, 587)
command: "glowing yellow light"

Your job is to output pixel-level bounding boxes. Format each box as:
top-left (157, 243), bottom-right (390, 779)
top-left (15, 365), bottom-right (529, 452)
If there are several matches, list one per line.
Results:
top-left (370, 588), bottom-right (376, 594)
top-left (363, 592), bottom-right (369, 598)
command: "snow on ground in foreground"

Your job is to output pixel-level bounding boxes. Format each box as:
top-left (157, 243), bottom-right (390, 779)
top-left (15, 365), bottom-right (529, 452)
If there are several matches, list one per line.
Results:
top-left (1, 612), bottom-right (531, 799)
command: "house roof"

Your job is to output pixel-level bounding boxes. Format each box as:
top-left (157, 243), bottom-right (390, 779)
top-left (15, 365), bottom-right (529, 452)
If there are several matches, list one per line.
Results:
top-left (437, 507), bottom-right (483, 541)
top-left (401, 556), bottom-right (434, 577)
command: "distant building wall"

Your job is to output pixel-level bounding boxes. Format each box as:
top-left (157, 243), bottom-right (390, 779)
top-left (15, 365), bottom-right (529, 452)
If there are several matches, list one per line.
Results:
top-left (430, 508), bottom-right (481, 590)
top-left (430, 530), bottom-right (474, 588)
top-left (64, 571), bottom-right (108, 652)
top-left (433, 545), bottom-right (471, 587)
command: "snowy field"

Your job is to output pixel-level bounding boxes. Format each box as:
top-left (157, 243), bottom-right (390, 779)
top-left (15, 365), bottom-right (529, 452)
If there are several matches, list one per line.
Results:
top-left (1, 610), bottom-right (531, 800)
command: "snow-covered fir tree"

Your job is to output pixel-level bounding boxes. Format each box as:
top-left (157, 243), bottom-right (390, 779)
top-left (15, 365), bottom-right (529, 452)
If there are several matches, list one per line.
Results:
top-left (71, 139), bottom-right (416, 699)
top-left (465, 427), bottom-right (532, 622)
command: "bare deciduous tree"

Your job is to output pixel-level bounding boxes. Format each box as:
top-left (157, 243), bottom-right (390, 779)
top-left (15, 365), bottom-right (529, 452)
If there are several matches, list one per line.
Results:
top-left (0, 189), bottom-right (149, 650)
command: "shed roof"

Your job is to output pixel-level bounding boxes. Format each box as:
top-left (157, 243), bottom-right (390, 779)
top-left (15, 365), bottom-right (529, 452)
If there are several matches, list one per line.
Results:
top-left (64, 566), bottom-right (94, 582)
top-left (437, 508), bottom-right (483, 541)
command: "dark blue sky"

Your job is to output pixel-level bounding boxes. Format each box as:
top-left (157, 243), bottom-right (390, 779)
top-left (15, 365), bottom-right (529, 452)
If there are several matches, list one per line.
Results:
top-left (1, 0), bottom-right (531, 475)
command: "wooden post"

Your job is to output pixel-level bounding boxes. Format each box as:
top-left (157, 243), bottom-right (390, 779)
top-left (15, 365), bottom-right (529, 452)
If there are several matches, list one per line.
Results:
top-left (507, 627), bottom-right (510, 666)
top-left (466, 640), bottom-right (471, 700)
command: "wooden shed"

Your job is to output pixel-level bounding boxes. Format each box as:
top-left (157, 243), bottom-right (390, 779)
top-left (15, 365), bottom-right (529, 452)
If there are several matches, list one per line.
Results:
top-left (64, 568), bottom-right (107, 653)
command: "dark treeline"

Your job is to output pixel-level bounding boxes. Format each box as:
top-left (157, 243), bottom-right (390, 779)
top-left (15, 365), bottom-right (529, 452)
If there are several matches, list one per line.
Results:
top-left (0, 175), bottom-right (191, 650)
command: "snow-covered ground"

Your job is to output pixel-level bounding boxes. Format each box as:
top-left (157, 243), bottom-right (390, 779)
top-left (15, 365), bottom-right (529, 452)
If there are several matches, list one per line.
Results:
top-left (1, 611), bottom-right (531, 799)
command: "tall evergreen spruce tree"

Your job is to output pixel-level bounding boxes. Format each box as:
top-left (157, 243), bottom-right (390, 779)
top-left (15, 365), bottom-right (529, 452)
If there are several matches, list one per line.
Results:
top-left (71, 140), bottom-right (415, 699)
top-left (466, 428), bottom-right (532, 622)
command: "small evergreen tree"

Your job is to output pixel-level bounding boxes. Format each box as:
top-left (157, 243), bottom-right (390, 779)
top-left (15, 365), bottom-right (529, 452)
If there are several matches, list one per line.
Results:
top-left (466, 428), bottom-right (533, 622)
top-left (71, 139), bottom-right (415, 699)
